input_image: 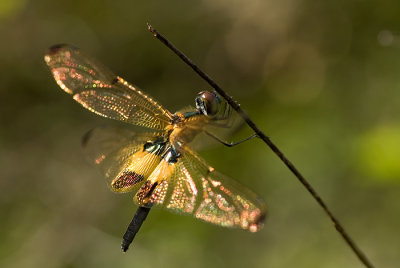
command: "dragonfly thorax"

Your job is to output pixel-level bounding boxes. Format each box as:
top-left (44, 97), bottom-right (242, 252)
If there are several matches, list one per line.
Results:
top-left (169, 123), bottom-right (201, 152)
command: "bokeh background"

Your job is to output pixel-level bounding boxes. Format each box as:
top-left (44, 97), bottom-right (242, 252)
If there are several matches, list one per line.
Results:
top-left (1, 0), bottom-right (399, 267)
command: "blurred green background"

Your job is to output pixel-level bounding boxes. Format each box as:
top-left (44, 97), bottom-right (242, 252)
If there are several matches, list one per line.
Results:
top-left (1, 0), bottom-right (399, 267)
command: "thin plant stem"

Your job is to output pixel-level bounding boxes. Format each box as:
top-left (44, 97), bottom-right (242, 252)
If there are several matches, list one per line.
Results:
top-left (147, 23), bottom-right (375, 268)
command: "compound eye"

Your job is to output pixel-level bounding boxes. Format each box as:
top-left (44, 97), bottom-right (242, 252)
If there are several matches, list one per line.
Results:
top-left (195, 91), bottom-right (220, 116)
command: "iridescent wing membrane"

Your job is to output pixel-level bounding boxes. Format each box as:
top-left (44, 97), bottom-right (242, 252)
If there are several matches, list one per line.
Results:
top-left (134, 145), bottom-right (266, 231)
top-left (44, 44), bottom-right (173, 130)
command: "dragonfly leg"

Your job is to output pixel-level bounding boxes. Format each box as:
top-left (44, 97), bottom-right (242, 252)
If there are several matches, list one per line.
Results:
top-left (205, 131), bottom-right (258, 147)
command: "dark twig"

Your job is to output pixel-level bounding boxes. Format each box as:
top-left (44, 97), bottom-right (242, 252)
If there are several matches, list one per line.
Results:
top-left (147, 23), bottom-right (375, 268)
top-left (121, 206), bottom-right (151, 252)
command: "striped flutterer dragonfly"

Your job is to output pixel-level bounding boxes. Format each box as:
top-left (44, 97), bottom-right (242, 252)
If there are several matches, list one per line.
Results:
top-left (44, 44), bottom-right (266, 251)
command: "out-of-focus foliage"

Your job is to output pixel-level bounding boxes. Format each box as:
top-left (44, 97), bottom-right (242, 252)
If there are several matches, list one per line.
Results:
top-left (0, 0), bottom-right (399, 267)
top-left (357, 124), bottom-right (400, 181)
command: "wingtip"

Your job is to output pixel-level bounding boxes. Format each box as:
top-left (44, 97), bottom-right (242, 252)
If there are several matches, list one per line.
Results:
top-left (46, 44), bottom-right (68, 55)
top-left (46, 44), bottom-right (79, 55)
top-left (249, 210), bottom-right (267, 232)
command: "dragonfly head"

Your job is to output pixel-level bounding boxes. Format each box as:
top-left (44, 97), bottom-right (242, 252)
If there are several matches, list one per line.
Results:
top-left (195, 91), bottom-right (221, 117)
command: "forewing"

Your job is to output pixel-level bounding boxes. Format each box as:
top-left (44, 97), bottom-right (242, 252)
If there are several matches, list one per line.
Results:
top-left (82, 126), bottom-right (165, 193)
top-left (44, 44), bottom-right (173, 130)
top-left (134, 146), bottom-right (266, 231)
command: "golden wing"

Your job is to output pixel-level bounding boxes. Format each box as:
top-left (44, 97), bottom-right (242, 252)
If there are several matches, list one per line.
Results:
top-left (134, 146), bottom-right (267, 232)
top-left (82, 126), bottom-right (166, 193)
top-left (44, 44), bottom-right (173, 130)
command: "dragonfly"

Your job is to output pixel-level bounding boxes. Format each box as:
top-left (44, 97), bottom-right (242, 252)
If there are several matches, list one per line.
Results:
top-left (44, 44), bottom-right (266, 251)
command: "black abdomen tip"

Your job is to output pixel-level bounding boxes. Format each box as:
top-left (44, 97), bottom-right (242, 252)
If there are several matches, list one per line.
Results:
top-left (121, 243), bottom-right (129, 252)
